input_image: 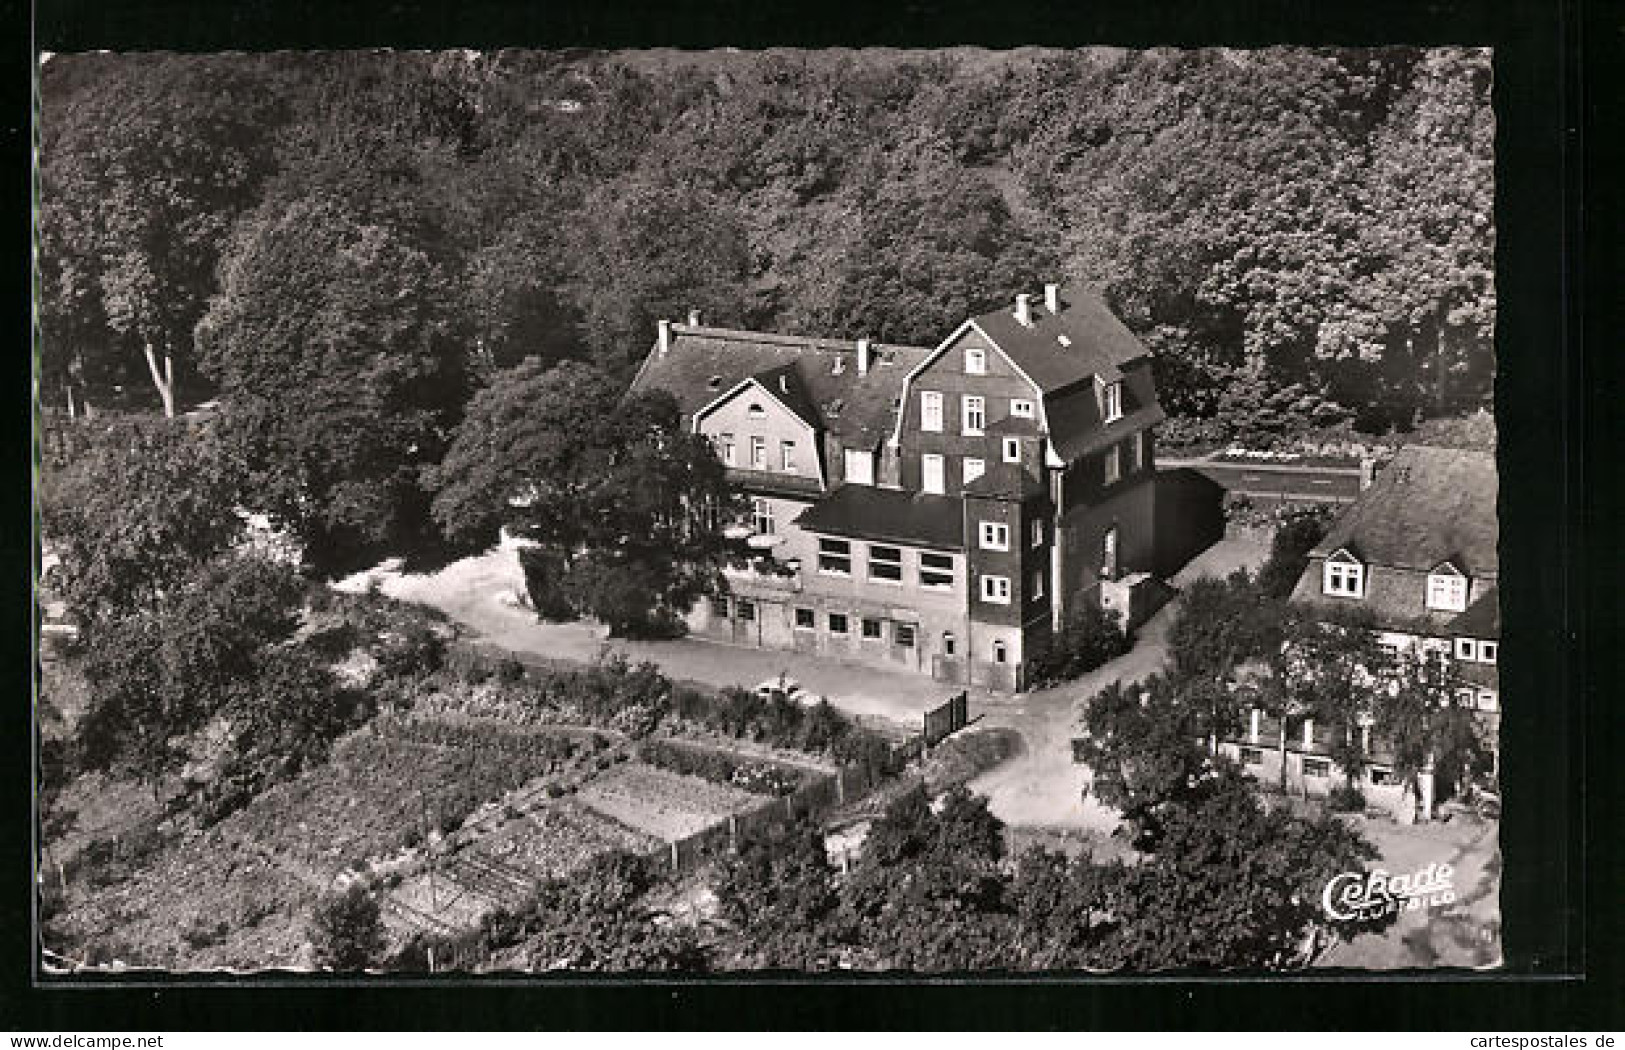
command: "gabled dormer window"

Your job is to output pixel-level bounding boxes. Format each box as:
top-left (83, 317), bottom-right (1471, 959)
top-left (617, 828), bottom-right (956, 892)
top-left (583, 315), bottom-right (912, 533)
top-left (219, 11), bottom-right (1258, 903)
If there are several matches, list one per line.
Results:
top-left (965, 347), bottom-right (987, 375)
top-left (1323, 550), bottom-right (1364, 598)
top-left (1426, 563), bottom-right (1468, 612)
top-left (1102, 381), bottom-right (1123, 424)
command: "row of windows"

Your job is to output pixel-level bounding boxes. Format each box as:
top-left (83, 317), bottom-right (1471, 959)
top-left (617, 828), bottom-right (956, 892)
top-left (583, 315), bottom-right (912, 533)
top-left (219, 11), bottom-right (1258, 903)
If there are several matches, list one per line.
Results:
top-left (1237, 748), bottom-right (1402, 785)
top-left (816, 538), bottom-right (955, 590)
top-left (720, 595), bottom-right (1019, 665)
top-left (718, 433), bottom-right (797, 473)
top-left (917, 446), bottom-right (1041, 493)
top-left (918, 392), bottom-right (1035, 436)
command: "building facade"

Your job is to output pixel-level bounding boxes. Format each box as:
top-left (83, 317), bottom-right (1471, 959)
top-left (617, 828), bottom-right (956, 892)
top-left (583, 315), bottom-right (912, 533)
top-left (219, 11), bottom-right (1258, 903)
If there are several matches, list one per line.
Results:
top-left (1232, 445), bottom-right (1501, 817)
top-left (627, 285), bottom-right (1175, 692)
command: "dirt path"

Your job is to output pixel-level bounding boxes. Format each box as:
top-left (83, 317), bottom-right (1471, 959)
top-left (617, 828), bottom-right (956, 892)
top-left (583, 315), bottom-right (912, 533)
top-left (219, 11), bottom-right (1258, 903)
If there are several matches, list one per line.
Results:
top-left (339, 541), bottom-right (962, 727)
top-left (968, 536), bottom-right (1270, 834)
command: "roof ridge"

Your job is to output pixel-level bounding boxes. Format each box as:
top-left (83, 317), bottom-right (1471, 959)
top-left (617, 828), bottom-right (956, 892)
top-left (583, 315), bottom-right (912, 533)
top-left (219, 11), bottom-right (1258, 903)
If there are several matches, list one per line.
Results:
top-left (671, 324), bottom-right (931, 355)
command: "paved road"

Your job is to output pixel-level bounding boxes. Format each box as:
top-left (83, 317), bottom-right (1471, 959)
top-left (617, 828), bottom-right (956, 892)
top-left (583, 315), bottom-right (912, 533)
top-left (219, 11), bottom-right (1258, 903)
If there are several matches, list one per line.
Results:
top-left (1162, 457), bottom-right (1363, 503)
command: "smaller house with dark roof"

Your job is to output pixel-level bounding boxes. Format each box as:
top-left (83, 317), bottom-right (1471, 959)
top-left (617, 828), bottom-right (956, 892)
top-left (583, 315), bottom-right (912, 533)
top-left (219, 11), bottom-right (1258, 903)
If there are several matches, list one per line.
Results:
top-left (628, 285), bottom-right (1223, 692)
top-left (1282, 444), bottom-right (1501, 771)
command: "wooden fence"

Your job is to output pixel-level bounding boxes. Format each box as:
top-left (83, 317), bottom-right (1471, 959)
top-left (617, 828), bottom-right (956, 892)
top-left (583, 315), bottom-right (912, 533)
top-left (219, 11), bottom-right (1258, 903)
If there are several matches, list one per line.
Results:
top-left (922, 691), bottom-right (969, 747)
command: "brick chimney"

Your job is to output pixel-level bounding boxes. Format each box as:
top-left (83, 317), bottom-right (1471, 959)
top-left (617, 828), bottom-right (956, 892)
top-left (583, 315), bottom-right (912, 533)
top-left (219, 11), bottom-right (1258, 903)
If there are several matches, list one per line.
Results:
top-left (857, 337), bottom-right (872, 376)
top-left (1044, 283), bottom-right (1061, 315)
top-left (657, 319), bottom-right (672, 356)
top-left (1015, 293), bottom-right (1032, 326)
top-left (687, 308), bottom-right (702, 327)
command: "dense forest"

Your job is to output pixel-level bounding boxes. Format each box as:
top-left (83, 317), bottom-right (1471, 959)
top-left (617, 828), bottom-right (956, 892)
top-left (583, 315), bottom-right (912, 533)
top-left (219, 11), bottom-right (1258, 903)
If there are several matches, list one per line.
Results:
top-left (38, 47), bottom-right (1493, 567)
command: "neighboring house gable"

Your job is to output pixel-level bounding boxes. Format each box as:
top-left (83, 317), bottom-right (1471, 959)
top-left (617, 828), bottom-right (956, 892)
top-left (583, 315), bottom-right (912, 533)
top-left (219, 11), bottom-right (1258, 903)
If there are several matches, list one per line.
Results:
top-left (693, 370), bottom-right (829, 492)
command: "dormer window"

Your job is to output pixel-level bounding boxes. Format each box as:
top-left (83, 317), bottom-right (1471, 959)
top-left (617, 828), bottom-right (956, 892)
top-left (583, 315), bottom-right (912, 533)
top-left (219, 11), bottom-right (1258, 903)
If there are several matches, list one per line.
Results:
top-left (1323, 550), bottom-right (1364, 598)
top-left (1010, 398), bottom-right (1035, 419)
top-left (1102, 381), bottom-right (1123, 424)
top-left (1426, 565), bottom-right (1468, 612)
top-left (965, 347), bottom-right (987, 375)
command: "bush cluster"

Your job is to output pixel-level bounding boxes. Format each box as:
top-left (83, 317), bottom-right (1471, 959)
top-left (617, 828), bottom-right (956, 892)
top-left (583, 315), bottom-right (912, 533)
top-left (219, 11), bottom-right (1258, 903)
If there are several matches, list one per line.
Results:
top-left (1027, 603), bottom-right (1134, 688)
top-left (637, 739), bottom-right (806, 797)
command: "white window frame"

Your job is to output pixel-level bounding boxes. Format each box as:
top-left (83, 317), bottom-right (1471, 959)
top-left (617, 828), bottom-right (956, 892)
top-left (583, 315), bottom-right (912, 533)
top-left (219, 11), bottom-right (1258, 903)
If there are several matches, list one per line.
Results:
top-left (980, 574), bottom-right (1011, 604)
top-left (965, 347), bottom-right (987, 375)
top-left (751, 497), bottom-right (775, 536)
top-left (963, 457), bottom-right (985, 484)
top-left (719, 433), bottom-right (736, 467)
top-left (867, 543), bottom-right (903, 584)
top-left (921, 453), bottom-right (945, 495)
top-left (1104, 444), bottom-right (1121, 485)
top-left (992, 640), bottom-right (1009, 663)
top-left (1102, 381), bottom-right (1123, 423)
top-left (750, 435), bottom-right (766, 469)
top-left (1010, 398), bottom-right (1035, 419)
top-left (1476, 690), bottom-right (1498, 711)
top-left (817, 537), bottom-right (852, 576)
top-left (1030, 518), bottom-right (1044, 548)
top-left (1455, 637), bottom-right (1477, 661)
top-left (780, 440), bottom-right (796, 472)
top-left (918, 552), bottom-right (955, 590)
top-left (920, 391), bottom-right (943, 433)
top-left (843, 448), bottom-right (874, 486)
top-left (827, 612), bottom-right (849, 635)
top-left (979, 521), bottom-right (1010, 551)
top-left (1426, 571), bottom-right (1467, 612)
top-left (1323, 558), bottom-right (1365, 598)
top-left (962, 395), bottom-right (985, 436)
top-left (1002, 437), bottom-right (1021, 463)
top-left (1480, 641), bottom-right (1498, 664)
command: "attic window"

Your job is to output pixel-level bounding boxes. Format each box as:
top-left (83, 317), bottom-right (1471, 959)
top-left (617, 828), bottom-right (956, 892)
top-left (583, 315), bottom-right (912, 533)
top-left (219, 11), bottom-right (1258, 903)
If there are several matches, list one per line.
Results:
top-left (747, 403), bottom-right (766, 419)
top-left (1323, 552), bottom-right (1365, 599)
top-left (1426, 570), bottom-right (1468, 612)
top-left (707, 375), bottom-right (724, 390)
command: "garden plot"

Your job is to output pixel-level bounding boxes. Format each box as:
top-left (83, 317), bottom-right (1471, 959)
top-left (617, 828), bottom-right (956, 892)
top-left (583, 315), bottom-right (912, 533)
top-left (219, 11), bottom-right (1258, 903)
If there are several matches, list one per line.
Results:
top-left (383, 799), bottom-right (661, 935)
top-left (574, 762), bottom-right (764, 841)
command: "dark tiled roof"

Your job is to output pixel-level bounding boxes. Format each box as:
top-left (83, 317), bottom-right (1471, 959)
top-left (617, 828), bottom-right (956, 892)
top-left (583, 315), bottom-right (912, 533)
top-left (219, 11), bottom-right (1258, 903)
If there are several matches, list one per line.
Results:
top-left (1308, 446), bottom-right (1498, 574)
top-left (794, 485), bottom-right (965, 551)
top-left (1446, 586), bottom-right (1500, 639)
top-left (985, 415), bottom-right (1043, 437)
top-left (1045, 358), bottom-right (1164, 461)
top-left (962, 461), bottom-right (1046, 501)
top-left (971, 285), bottom-right (1151, 394)
top-left (728, 469), bottom-right (825, 500)
top-left (749, 363), bottom-right (822, 430)
top-left (628, 325), bottom-right (930, 446)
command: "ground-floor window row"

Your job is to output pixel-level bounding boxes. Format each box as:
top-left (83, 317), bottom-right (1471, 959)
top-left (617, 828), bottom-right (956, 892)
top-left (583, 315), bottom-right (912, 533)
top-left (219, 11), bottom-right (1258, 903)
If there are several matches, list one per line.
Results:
top-left (712, 596), bottom-right (1015, 664)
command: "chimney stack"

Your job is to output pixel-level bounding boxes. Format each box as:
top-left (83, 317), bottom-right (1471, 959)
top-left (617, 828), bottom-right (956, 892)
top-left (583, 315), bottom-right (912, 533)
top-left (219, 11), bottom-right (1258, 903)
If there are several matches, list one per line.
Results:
top-left (1044, 283), bottom-right (1061, 315)
top-left (1015, 293), bottom-right (1032, 326)
top-left (687, 308), bottom-right (702, 328)
top-left (657, 319), bottom-right (672, 356)
top-left (857, 337), bottom-right (872, 376)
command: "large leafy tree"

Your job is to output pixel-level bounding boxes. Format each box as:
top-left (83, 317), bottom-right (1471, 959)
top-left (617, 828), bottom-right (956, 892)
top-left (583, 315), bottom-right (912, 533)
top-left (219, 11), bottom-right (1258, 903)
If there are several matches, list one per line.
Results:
top-left (429, 360), bottom-right (742, 635)
top-left (197, 192), bottom-right (470, 575)
top-left (40, 417), bottom-right (244, 623)
top-left (38, 54), bottom-right (287, 416)
top-left (1376, 646), bottom-right (1492, 804)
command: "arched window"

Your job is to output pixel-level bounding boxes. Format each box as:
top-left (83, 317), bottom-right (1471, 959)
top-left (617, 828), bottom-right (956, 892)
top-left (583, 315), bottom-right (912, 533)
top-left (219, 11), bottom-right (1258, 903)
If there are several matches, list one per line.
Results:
top-left (992, 641), bottom-right (1008, 664)
top-left (942, 632), bottom-right (956, 657)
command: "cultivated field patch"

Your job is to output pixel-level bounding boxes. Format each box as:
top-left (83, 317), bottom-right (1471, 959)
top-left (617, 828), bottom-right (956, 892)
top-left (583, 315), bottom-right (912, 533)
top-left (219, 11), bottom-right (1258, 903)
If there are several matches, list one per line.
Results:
top-left (574, 762), bottom-right (764, 841)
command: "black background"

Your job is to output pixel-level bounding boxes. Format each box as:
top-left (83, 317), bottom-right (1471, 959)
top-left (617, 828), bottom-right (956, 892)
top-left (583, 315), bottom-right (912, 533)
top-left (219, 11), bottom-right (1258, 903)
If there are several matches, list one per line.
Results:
top-left (6, 0), bottom-right (1616, 1031)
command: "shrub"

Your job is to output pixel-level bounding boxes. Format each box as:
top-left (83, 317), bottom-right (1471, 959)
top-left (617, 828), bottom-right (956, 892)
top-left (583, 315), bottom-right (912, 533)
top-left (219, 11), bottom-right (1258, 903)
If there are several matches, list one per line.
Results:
top-left (495, 657), bottom-right (528, 685)
top-left (1028, 602), bottom-right (1132, 687)
top-left (307, 884), bottom-right (386, 971)
top-left (374, 623), bottom-right (446, 679)
top-left (1326, 782), bottom-right (1368, 813)
top-left (637, 739), bottom-right (806, 796)
top-left (1257, 506), bottom-right (1335, 599)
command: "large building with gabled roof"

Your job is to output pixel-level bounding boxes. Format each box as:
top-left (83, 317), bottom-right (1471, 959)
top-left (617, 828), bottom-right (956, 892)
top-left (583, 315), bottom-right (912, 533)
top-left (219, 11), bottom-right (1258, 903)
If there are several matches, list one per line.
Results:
top-left (628, 285), bottom-right (1219, 691)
